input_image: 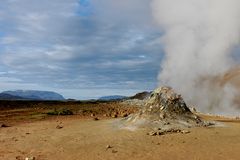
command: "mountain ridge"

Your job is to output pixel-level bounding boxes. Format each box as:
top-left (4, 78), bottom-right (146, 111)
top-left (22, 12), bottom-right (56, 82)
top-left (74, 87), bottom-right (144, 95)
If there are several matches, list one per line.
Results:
top-left (1, 90), bottom-right (65, 100)
top-left (98, 95), bottom-right (127, 101)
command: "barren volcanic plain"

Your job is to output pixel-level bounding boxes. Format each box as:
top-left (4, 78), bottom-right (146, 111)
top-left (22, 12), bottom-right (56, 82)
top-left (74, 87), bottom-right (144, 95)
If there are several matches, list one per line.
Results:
top-left (0, 99), bottom-right (240, 160)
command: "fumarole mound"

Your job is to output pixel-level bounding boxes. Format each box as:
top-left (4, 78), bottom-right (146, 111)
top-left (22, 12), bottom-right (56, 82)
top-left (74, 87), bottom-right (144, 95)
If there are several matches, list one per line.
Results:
top-left (121, 87), bottom-right (212, 131)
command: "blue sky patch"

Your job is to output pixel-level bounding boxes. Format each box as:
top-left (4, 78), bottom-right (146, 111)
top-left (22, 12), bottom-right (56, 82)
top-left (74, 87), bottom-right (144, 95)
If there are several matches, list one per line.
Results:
top-left (0, 0), bottom-right (163, 99)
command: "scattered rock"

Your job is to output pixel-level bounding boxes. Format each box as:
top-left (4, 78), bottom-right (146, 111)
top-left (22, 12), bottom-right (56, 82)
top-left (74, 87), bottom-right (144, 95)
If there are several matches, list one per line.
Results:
top-left (181, 130), bottom-right (190, 134)
top-left (190, 107), bottom-right (197, 112)
top-left (163, 128), bottom-right (181, 134)
top-left (25, 132), bottom-right (30, 135)
top-left (112, 150), bottom-right (118, 153)
top-left (159, 113), bottom-right (166, 119)
top-left (112, 114), bottom-right (118, 118)
top-left (11, 137), bottom-right (18, 141)
top-left (121, 113), bottom-right (128, 117)
top-left (16, 156), bottom-right (22, 160)
top-left (147, 128), bottom-right (186, 136)
top-left (203, 122), bottom-right (215, 127)
top-left (91, 113), bottom-right (95, 117)
top-left (106, 145), bottom-right (112, 150)
top-left (93, 117), bottom-right (99, 121)
top-left (56, 125), bottom-right (63, 129)
top-left (0, 123), bottom-right (9, 128)
top-left (164, 122), bottom-right (170, 125)
top-left (154, 127), bottom-right (161, 131)
top-left (25, 157), bottom-right (35, 160)
top-left (147, 131), bottom-right (157, 136)
top-left (103, 114), bottom-right (108, 117)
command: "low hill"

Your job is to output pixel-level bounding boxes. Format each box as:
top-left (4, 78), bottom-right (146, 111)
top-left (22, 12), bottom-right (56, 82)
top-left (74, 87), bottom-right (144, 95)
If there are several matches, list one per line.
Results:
top-left (1, 90), bottom-right (65, 100)
top-left (0, 93), bottom-right (25, 100)
top-left (98, 95), bottom-right (127, 101)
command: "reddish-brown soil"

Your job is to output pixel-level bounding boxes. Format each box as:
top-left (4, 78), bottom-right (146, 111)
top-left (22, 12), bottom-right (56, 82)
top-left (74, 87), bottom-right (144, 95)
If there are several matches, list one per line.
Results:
top-left (0, 100), bottom-right (138, 126)
top-left (0, 101), bottom-right (240, 160)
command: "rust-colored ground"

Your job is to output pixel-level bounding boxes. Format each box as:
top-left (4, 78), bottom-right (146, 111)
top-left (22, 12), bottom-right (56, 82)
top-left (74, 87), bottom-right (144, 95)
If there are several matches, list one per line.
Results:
top-left (0, 100), bottom-right (138, 126)
top-left (0, 101), bottom-right (240, 160)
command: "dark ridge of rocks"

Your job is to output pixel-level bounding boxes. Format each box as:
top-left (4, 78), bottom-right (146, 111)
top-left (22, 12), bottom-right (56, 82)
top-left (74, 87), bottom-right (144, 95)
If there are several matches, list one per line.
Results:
top-left (130, 91), bottom-right (152, 100)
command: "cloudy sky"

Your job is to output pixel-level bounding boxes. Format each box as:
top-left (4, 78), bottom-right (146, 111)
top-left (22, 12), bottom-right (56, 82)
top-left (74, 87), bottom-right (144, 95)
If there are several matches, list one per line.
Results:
top-left (0, 0), bottom-right (164, 99)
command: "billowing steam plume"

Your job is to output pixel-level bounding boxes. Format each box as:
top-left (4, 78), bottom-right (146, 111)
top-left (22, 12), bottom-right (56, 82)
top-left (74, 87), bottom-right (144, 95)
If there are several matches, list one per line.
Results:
top-left (151, 0), bottom-right (240, 115)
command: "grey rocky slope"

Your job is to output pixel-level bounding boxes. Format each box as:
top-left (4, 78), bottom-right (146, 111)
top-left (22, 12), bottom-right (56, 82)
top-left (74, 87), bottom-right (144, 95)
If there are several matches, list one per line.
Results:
top-left (121, 86), bottom-right (212, 131)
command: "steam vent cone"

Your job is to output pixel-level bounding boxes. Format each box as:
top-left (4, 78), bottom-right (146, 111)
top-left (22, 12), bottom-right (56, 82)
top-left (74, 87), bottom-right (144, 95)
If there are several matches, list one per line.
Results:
top-left (123, 86), bottom-right (209, 130)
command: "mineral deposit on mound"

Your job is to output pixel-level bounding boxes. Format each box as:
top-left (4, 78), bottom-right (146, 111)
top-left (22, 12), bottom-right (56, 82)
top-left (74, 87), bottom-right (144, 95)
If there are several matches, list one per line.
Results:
top-left (121, 86), bottom-right (212, 131)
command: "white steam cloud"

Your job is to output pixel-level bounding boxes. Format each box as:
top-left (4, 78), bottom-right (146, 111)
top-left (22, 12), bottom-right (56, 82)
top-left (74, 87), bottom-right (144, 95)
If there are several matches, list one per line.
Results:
top-left (151, 0), bottom-right (240, 115)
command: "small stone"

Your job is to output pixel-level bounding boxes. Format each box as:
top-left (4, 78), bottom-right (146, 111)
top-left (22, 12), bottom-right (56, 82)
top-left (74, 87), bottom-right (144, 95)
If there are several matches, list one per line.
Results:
top-left (11, 137), bottom-right (18, 141)
top-left (154, 127), bottom-right (161, 131)
top-left (112, 114), bottom-right (118, 118)
top-left (93, 117), bottom-right (99, 121)
top-left (106, 145), bottom-right (112, 149)
top-left (147, 131), bottom-right (157, 136)
top-left (0, 123), bottom-right (9, 128)
top-left (91, 113), bottom-right (95, 117)
top-left (103, 114), bottom-right (108, 117)
top-left (159, 113), bottom-right (166, 119)
top-left (194, 115), bottom-right (198, 120)
top-left (192, 107), bottom-right (197, 112)
top-left (181, 130), bottom-right (190, 134)
top-left (160, 106), bottom-right (165, 111)
top-left (157, 131), bottom-right (165, 135)
top-left (25, 157), bottom-right (35, 160)
top-left (122, 113), bottom-right (128, 117)
top-left (56, 125), bottom-right (63, 129)
top-left (164, 122), bottom-right (170, 125)
top-left (112, 150), bottom-right (118, 153)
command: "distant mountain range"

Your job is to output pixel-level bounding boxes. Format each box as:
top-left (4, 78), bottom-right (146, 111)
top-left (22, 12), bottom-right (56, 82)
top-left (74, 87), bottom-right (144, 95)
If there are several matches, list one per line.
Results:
top-left (0, 89), bottom-right (152, 101)
top-left (0, 93), bottom-right (25, 100)
top-left (0, 90), bottom-right (65, 100)
top-left (98, 91), bottom-right (152, 101)
top-left (98, 95), bottom-right (127, 101)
